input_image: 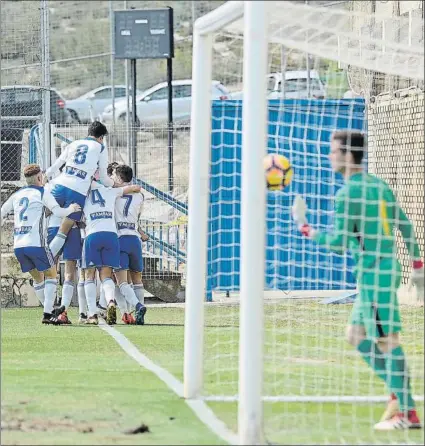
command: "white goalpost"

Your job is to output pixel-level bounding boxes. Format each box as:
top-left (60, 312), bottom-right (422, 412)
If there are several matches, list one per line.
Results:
top-left (184, 1), bottom-right (424, 445)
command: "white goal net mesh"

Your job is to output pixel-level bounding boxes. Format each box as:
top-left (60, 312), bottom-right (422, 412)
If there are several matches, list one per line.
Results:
top-left (193, 1), bottom-right (424, 444)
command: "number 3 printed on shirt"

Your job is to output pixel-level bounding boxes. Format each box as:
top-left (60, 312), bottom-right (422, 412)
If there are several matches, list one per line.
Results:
top-left (74, 144), bottom-right (88, 165)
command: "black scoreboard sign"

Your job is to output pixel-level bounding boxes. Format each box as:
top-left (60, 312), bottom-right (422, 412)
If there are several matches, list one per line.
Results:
top-left (114, 8), bottom-right (174, 60)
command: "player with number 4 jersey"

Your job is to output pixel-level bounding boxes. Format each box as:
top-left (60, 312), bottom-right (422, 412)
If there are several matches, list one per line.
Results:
top-left (81, 178), bottom-right (142, 326)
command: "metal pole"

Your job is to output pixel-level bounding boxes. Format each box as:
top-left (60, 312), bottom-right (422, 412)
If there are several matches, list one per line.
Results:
top-left (124, 0), bottom-right (131, 162)
top-left (126, 59), bottom-right (131, 165)
top-left (109, 1), bottom-right (115, 138)
top-left (305, 0), bottom-right (311, 98)
top-left (191, 1), bottom-right (196, 26)
top-left (280, 45), bottom-right (286, 99)
top-left (167, 57), bottom-right (173, 192)
top-left (167, 6), bottom-right (174, 192)
top-left (131, 59), bottom-right (137, 178)
top-left (41, 0), bottom-right (51, 170)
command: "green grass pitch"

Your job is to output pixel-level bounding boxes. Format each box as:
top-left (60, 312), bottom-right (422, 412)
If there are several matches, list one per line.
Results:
top-left (1, 303), bottom-right (423, 445)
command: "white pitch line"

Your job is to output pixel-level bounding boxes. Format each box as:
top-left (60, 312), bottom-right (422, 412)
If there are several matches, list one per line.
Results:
top-left (98, 321), bottom-right (238, 445)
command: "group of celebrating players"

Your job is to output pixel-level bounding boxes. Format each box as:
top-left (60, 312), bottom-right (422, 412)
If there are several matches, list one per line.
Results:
top-left (1, 123), bottom-right (424, 430)
top-left (1, 122), bottom-right (148, 326)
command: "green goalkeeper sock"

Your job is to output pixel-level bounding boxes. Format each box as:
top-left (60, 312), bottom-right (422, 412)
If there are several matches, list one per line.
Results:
top-left (385, 345), bottom-right (415, 413)
top-left (357, 339), bottom-right (387, 383)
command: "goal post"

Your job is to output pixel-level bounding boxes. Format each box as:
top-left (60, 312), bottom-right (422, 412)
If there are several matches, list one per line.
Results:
top-left (238, 3), bottom-right (269, 444)
top-left (184, 0), bottom-right (245, 401)
top-left (184, 1), bottom-right (424, 445)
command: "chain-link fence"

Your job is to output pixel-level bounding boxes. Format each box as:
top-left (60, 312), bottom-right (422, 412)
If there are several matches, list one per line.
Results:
top-left (368, 88), bottom-right (425, 284)
top-left (1, 1), bottom-right (424, 306)
top-left (347, 1), bottom-right (424, 100)
top-left (2, 1), bottom-right (225, 107)
top-left (1, 0), bottom-right (225, 186)
top-left (1, 1), bottom-right (224, 306)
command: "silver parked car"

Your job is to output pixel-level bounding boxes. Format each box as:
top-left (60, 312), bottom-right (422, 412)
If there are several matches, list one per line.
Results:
top-left (66, 85), bottom-right (142, 123)
top-left (231, 70), bottom-right (327, 100)
top-left (267, 71), bottom-right (326, 99)
top-left (101, 79), bottom-right (231, 126)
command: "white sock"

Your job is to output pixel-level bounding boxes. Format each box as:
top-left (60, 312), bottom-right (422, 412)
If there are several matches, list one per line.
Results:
top-left (62, 280), bottom-right (74, 310)
top-left (33, 281), bottom-right (45, 305)
top-left (133, 283), bottom-right (145, 305)
top-left (114, 286), bottom-right (128, 316)
top-left (102, 278), bottom-right (116, 305)
top-left (99, 284), bottom-right (107, 308)
top-left (77, 281), bottom-right (87, 315)
top-left (119, 282), bottom-right (139, 308)
top-left (44, 278), bottom-right (57, 314)
top-left (128, 283), bottom-right (134, 312)
top-left (84, 280), bottom-right (97, 317)
top-left (49, 231), bottom-right (67, 257)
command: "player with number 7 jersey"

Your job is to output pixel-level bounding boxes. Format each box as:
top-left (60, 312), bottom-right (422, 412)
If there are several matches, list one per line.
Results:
top-left (112, 164), bottom-right (147, 325)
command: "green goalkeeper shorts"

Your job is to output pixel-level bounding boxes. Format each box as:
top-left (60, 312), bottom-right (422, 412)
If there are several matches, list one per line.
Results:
top-left (350, 258), bottom-right (402, 339)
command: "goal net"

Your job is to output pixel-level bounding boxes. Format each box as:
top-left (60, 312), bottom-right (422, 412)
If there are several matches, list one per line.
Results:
top-left (184, 1), bottom-right (424, 445)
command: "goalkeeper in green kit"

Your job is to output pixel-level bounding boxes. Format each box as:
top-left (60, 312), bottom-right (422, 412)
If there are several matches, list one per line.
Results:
top-left (292, 131), bottom-right (424, 430)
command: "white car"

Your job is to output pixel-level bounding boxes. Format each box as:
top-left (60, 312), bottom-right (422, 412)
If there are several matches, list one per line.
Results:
top-left (66, 85), bottom-right (142, 123)
top-left (232, 70), bottom-right (326, 100)
top-left (267, 70), bottom-right (326, 99)
top-left (101, 79), bottom-right (230, 126)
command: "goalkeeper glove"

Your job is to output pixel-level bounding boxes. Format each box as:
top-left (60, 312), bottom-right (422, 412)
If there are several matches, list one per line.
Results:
top-left (292, 195), bottom-right (317, 238)
top-left (409, 259), bottom-right (424, 302)
top-left (292, 195), bottom-right (307, 226)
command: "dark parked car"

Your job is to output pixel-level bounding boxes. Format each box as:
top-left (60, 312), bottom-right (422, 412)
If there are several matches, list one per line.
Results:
top-left (0, 85), bottom-right (71, 129)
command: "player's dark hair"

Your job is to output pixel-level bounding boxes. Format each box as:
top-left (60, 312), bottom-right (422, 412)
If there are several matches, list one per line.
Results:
top-left (332, 131), bottom-right (365, 165)
top-left (115, 164), bottom-right (133, 183)
top-left (88, 121), bottom-right (108, 138)
top-left (107, 161), bottom-right (119, 176)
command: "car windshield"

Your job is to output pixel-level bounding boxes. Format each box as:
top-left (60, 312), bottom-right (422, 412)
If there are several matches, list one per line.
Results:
top-left (278, 78), bottom-right (322, 92)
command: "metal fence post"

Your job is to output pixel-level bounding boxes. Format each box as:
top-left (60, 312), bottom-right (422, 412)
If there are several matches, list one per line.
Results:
top-left (40, 0), bottom-right (51, 170)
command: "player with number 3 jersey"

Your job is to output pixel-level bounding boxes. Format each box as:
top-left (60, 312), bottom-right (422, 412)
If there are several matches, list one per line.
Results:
top-left (45, 122), bottom-right (114, 259)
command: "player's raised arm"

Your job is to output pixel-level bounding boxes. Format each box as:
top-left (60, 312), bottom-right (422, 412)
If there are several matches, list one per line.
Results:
top-left (0, 194), bottom-right (15, 225)
top-left (122, 184), bottom-right (142, 195)
top-left (42, 188), bottom-right (81, 217)
top-left (97, 142), bottom-right (115, 187)
top-left (45, 143), bottom-right (70, 180)
top-left (312, 189), bottom-right (356, 252)
top-left (292, 189), bottom-right (355, 253)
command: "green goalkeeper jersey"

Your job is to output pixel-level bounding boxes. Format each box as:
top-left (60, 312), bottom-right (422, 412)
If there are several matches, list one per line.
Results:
top-left (313, 171), bottom-right (421, 274)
